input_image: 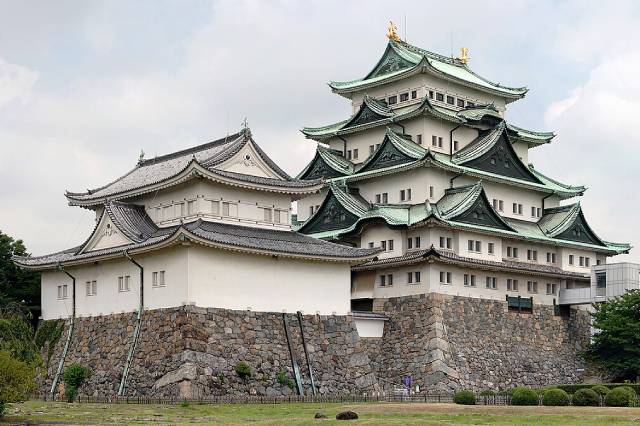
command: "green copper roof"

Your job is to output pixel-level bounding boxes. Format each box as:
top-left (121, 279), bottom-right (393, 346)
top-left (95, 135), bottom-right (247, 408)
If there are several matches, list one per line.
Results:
top-left (329, 40), bottom-right (528, 99)
top-left (356, 127), bottom-right (426, 173)
top-left (296, 146), bottom-right (354, 180)
top-left (300, 182), bottom-right (628, 254)
top-left (452, 122), bottom-right (507, 164)
top-left (302, 98), bottom-right (552, 146)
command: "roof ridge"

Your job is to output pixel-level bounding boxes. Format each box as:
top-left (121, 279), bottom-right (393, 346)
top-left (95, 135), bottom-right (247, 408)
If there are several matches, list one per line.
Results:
top-left (138, 131), bottom-right (244, 166)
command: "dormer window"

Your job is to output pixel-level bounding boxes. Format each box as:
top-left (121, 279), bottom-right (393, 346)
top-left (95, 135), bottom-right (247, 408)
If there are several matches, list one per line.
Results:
top-left (388, 95), bottom-right (397, 105)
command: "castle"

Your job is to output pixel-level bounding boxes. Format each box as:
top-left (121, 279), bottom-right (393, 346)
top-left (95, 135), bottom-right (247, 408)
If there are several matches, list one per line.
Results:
top-left (14, 25), bottom-right (629, 397)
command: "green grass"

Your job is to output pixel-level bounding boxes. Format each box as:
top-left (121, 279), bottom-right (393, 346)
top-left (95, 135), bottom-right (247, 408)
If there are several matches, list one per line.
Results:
top-left (2, 401), bottom-right (640, 425)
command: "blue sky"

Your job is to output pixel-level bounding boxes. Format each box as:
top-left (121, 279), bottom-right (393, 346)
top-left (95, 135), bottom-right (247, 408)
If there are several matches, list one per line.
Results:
top-left (0, 0), bottom-right (638, 262)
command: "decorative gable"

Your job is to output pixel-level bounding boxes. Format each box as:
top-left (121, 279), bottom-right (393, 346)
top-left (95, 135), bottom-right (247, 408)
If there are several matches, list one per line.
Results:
top-left (449, 191), bottom-right (514, 231)
top-left (554, 211), bottom-right (604, 246)
top-left (460, 130), bottom-right (541, 184)
top-left (358, 139), bottom-right (415, 173)
top-left (299, 193), bottom-right (359, 234)
top-left (81, 214), bottom-right (134, 253)
top-left (366, 45), bottom-right (415, 79)
top-left (298, 154), bottom-right (346, 180)
top-left (347, 103), bottom-right (389, 128)
top-left (218, 141), bottom-right (282, 178)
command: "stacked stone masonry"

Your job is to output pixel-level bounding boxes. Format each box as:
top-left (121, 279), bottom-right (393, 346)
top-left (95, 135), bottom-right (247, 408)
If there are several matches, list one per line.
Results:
top-left (40, 294), bottom-right (590, 397)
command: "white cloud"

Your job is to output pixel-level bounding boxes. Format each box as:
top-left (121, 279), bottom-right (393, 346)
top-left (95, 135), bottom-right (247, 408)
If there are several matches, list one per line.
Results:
top-left (0, 59), bottom-right (38, 108)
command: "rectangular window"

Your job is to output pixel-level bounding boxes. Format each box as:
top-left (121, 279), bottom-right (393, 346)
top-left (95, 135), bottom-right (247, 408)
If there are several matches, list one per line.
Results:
top-left (387, 274), bottom-right (393, 286)
top-left (531, 206), bottom-right (536, 217)
top-left (222, 202), bottom-right (237, 217)
top-left (507, 246), bottom-right (512, 257)
top-left (411, 90), bottom-right (417, 99)
top-left (499, 200), bottom-right (504, 212)
top-left (400, 189), bottom-right (405, 201)
top-left (408, 272), bottom-right (413, 284)
top-left (486, 276), bottom-right (497, 289)
top-left (546, 283), bottom-right (557, 295)
top-left (579, 256), bottom-right (584, 267)
top-left (446, 237), bottom-right (451, 249)
top-left (468, 240), bottom-right (474, 251)
top-left (569, 254), bottom-right (574, 265)
top-left (488, 243), bottom-right (494, 255)
top-left (513, 247), bottom-right (519, 258)
top-left (464, 274), bottom-right (476, 287)
top-left (507, 279), bottom-right (519, 291)
top-left (432, 135), bottom-right (437, 147)
top-left (86, 280), bottom-right (97, 296)
top-left (380, 275), bottom-right (386, 287)
top-left (453, 140), bottom-right (459, 151)
top-left (274, 210), bottom-right (282, 224)
top-left (416, 134), bottom-right (422, 145)
top-left (380, 240), bottom-right (387, 251)
top-left (416, 271), bottom-right (422, 283)
top-left (436, 92), bottom-right (444, 102)
top-left (388, 95), bottom-right (397, 105)
top-left (152, 271), bottom-right (165, 288)
top-left (513, 203), bottom-right (518, 214)
top-left (406, 188), bottom-right (411, 200)
top-left (493, 199), bottom-right (498, 210)
top-left (440, 271), bottom-right (451, 284)
top-left (446, 95), bottom-right (455, 105)
top-left (263, 208), bottom-right (272, 222)
top-left (368, 242), bottom-right (374, 248)
top-left (407, 237), bottom-right (413, 249)
top-left (388, 240), bottom-right (394, 250)
top-left (537, 208), bottom-right (541, 218)
top-left (527, 281), bottom-right (538, 293)
top-left (428, 90), bottom-right (434, 99)
top-left (347, 150), bottom-right (352, 160)
top-left (467, 101), bottom-right (475, 107)
top-left (415, 237), bottom-right (421, 248)
top-left (457, 98), bottom-right (465, 107)
top-left (438, 137), bottom-right (443, 148)
top-left (375, 194), bottom-right (381, 203)
top-left (382, 193), bottom-right (388, 203)
top-left (400, 93), bottom-right (409, 102)
top-left (518, 204), bottom-right (523, 215)
top-left (475, 240), bottom-right (481, 252)
top-left (585, 257), bottom-right (590, 267)
top-left (429, 186), bottom-right (434, 198)
top-left (187, 200), bottom-right (197, 216)
top-left (440, 237), bottom-right (446, 248)
top-left (57, 284), bottom-right (68, 300)
top-left (353, 148), bottom-right (359, 159)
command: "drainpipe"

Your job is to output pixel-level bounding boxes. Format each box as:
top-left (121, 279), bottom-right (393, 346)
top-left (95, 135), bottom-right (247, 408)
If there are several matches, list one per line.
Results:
top-left (50, 263), bottom-right (76, 396)
top-left (337, 135), bottom-right (348, 158)
top-left (118, 251), bottom-right (144, 396)
top-left (449, 124), bottom-right (462, 156)
top-left (541, 192), bottom-right (555, 211)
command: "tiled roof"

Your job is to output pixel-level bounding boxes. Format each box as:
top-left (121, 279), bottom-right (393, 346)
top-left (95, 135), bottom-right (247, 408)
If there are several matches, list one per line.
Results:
top-left (13, 202), bottom-right (381, 270)
top-left (351, 247), bottom-right (591, 281)
top-left (66, 129), bottom-right (320, 206)
top-left (329, 40), bottom-right (527, 98)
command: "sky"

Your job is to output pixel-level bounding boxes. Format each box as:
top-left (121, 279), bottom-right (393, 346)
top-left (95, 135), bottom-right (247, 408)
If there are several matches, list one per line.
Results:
top-left (0, 0), bottom-right (639, 263)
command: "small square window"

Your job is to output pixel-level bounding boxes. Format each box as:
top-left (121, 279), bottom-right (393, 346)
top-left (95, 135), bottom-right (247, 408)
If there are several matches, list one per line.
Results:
top-left (399, 93), bottom-right (409, 102)
top-left (446, 95), bottom-right (455, 105)
top-left (457, 99), bottom-right (465, 107)
top-left (436, 92), bottom-right (444, 101)
top-left (416, 134), bottom-right (422, 145)
top-left (388, 95), bottom-right (397, 105)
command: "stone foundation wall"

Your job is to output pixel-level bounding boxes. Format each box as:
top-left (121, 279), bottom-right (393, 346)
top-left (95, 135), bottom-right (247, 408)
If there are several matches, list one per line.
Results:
top-left (42, 306), bottom-right (377, 398)
top-left (40, 294), bottom-right (591, 396)
top-left (374, 293), bottom-right (590, 392)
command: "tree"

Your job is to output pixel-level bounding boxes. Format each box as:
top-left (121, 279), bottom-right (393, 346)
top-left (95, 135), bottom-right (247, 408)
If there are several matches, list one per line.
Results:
top-left (583, 290), bottom-right (640, 381)
top-left (0, 302), bottom-right (39, 364)
top-left (0, 350), bottom-right (36, 417)
top-left (0, 230), bottom-right (41, 322)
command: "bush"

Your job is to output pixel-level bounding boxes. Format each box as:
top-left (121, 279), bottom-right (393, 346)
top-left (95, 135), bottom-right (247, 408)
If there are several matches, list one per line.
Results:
top-left (0, 350), bottom-right (36, 414)
top-left (453, 390), bottom-right (476, 405)
top-left (572, 388), bottom-right (600, 406)
top-left (590, 385), bottom-right (610, 397)
top-left (511, 387), bottom-right (539, 406)
top-left (63, 364), bottom-right (89, 402)
top-left (556, 383), bottom-right (640, 396)
top-left (287, 379), bottom-right (296, 390)
top-left (542, 388), bottom-right (570, 406)
top-left (480, 390), bottom-right (496, 396)
top-left (605, 386), bottom-right (636, 407)
top-left (235, 362), bottom-right (251, 379)
top-left (277, 372), bottom-right (287, 386)
top-left (0, 401), bottom-right (5, 417)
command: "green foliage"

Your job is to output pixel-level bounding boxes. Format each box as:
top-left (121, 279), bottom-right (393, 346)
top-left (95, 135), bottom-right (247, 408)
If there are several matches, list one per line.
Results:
top-left (497, 388), bottom-right (514, 396)
top-left (590, 384), bottom-right (610, 397)
top-left (605, 386), bottom-right (636, 407)
top-left (277, 371), bottom-right (287, 386)
top-left (0, 311), bottom-right (39, 364)
top-left (571, 388), bottom-right (600, 406)
top-left (555, 383), bottom-right (640, 395)
top-left (0, 401), bottom-right (4, 417)
top-left (234, 362), bottom-right (251, 379)
top-left (584, 290), bottom-right (640, 381)
top-left (479, 390), bottom-right (496, 396)
top-left (542, 388), bottom-right (570, 406)
top-left (218, 373), bottom-right (225, 383)
top-left (510, 387), bottom-right (539, 406)
top-left (180, 399), bottom-right (190, 408)
top-left (0, 350), bottom-right (36, 410)
top-left (34, 320), bottom-right (64, 367)
top-left (453, 390), bottom-right (476, 405)
top-left (63, 364), bottom-right (89, 402)
top-left (287, 379), bottom-right (295, 390)
top-left (0, 231), bottom-right (41, 321)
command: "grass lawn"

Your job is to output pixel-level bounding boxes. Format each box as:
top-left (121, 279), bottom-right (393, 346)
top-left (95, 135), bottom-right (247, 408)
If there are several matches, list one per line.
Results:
top-left (2, 401), bottom-right (640, 425)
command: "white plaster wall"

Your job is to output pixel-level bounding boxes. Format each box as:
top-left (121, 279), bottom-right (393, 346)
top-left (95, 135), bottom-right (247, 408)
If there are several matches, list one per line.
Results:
top-left (354, 318), bottom-right (386, 338)
top-left (132, 180), bottom-right (292, 229)
top-left (187, 245), bottom-right (351, 315)
top-left (359, 224), bottom-right (405, 259)
top-left (296, 189), bottom-right (328, 222)
top-left (359, 263), bottom-right (563, 305)
top-left (457, 230), bottom-right (503, 262)
top-left (558, 246), bottom-right (599, 273)
top-left (357, 167), bottom-right (452, 205)
top-left (40, 246), bottom-right (189, 320)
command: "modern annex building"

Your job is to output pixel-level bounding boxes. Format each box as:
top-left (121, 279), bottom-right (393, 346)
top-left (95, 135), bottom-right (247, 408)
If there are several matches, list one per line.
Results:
top-left (13, 25), bottom-right (631, 398)
top-left (296, 25), bottom-right (629, 314)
